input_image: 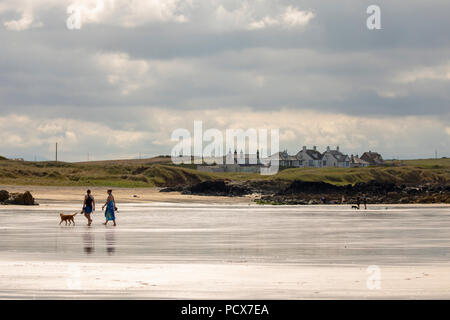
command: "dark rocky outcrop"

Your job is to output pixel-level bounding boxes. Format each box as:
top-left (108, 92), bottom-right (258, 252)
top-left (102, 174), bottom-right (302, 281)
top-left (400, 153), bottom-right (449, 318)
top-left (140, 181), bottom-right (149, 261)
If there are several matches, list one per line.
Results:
top-left (1, 191), bottom-right (37, 205)
top-left (348, 181), bottom-right (399, 194)
top-left (244, 179), bottom-right (290, 195)
top-left (182, 180), bottom-right (251, 197)
top-left (159, 178), bottom-right (450, 204)
top-left (159, 186), bottom-right (184, 192)
top-left (257, 180), bottom-right (450, 205)
top-left (0, 190), bottom-right (9, 202)
top-left (279, 180), bottom-right (343, 195)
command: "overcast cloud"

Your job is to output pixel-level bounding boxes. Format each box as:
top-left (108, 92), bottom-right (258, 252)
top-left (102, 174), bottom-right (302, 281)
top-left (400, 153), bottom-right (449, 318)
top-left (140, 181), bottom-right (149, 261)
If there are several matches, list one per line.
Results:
top-left (0, 0), bottom-right (449, 161)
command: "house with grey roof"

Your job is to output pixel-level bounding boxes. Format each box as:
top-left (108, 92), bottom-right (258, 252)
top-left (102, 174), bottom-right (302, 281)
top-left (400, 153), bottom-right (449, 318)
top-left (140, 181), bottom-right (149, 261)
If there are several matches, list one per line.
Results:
top-left (267, 150), bottom-right (301, 167)
top-left (350, 154), bottom-right (370, 167)
top-left (296, 146), bottom-right (323, 168)
top-left (361, 151), bottom-right (384, 165)
top-left (322, 146), bottom-right (350, 168)
top-left (236, 146), bottom-right (383, 171)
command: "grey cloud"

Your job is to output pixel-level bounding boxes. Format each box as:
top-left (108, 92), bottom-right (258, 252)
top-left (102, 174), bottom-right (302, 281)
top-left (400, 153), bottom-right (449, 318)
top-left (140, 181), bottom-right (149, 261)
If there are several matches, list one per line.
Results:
top-left (0, 0), bottom-right (449, 159)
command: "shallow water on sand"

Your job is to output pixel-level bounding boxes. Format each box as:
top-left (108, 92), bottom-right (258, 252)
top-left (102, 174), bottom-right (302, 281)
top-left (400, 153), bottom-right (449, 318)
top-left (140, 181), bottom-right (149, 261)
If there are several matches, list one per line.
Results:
top-left (1, 203), bottom-right (450, 266)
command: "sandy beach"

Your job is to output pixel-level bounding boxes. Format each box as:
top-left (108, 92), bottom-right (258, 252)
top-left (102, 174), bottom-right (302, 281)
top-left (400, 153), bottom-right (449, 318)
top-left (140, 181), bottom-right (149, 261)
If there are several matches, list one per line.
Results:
top-left (1, 185), bottom-right (254, 205)
top-left (1, 197), bottom-right (450, 299)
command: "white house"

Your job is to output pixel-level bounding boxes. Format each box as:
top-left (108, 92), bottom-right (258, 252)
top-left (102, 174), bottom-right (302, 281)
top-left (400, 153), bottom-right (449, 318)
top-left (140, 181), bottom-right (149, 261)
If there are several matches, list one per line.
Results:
top-left (296, 146), bottom-right (323, 168)
top-left (256, 146), bottom-right (380, 170)
top-left (322, 146), bottom-right (350, 168)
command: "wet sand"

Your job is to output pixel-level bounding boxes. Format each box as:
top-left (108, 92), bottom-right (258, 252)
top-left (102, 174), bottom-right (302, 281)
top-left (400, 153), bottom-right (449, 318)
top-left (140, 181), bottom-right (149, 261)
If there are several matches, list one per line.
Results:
top-left (1, 202), bottom-right (450, 299)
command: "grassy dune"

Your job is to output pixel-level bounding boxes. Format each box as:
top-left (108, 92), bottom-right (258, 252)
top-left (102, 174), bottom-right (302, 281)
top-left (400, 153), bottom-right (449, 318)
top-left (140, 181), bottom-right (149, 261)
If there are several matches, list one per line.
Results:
top-left (0, 157), bottom-right (449, 188)
top-left (0, 159), bottom-right (214, 188)
top-left (275, 161), bottom-right (450, 186)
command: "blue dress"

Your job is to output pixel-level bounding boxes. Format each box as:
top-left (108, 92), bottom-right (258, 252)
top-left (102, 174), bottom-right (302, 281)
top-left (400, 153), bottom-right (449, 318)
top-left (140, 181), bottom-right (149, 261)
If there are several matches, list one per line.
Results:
top-left (105, 200), bottom-right (115, 221)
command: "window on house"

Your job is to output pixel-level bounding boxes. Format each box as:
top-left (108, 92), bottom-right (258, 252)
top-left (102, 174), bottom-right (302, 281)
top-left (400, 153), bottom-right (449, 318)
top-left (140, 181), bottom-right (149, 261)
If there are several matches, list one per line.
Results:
top-left (309, 160), bottom-right (313, 166)
top-left (323, 161), bottom-right (327, 166)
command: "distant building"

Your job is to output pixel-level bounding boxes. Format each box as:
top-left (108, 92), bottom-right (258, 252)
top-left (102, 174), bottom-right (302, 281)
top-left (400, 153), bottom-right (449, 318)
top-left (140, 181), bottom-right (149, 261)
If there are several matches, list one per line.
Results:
top-left (350, 154), bottom-right (370, 168)
top-left (267, 150), bottom-right (301, 167)
top-left (322, 146), bottom-right (350, 168)
top-left (198, 146), bottom-right (383, 172)
top-left (296, 146), bottom-right (323, 168)
top-left (198, 149), bottom-right (263, 174)
top-left (360, 151), bottom-right (384, 165)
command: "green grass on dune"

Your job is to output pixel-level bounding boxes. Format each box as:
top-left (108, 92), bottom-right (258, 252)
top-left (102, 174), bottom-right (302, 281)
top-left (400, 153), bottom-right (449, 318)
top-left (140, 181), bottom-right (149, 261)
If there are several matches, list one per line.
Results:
top-left (0, 159), bottom-right (220, 188)
top-left (274, 165), bottom-right (449, 186)
top-left (0, 157), bottom-right (448, 188)
top-left (388, 158), bottom-right (450, 169)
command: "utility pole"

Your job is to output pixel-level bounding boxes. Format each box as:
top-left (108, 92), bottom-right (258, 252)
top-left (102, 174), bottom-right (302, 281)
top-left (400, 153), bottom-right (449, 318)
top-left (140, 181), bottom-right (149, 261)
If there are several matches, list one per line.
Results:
top-left (55, 142), bottom-right (58, 163)
top-left (435, 149), bottom-right (438, 159)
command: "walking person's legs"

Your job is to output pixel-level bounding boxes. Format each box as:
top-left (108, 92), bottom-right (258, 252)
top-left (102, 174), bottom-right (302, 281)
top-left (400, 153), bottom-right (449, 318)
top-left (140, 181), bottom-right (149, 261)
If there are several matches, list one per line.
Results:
top-left (84, 206), bottom-right (93, 226)
top-left (85, 213), bottom-right (92, 226)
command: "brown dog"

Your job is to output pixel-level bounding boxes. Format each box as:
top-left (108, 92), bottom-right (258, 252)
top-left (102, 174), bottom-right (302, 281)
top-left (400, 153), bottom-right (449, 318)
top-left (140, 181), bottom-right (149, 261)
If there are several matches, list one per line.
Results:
top-left (59, 212), bottom-right (80, 226)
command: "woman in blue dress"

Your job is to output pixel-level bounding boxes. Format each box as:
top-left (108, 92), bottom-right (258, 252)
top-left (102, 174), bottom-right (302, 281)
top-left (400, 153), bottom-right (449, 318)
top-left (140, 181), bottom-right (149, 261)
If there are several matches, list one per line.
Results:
top-left (102, 189), bottom-right (117, 226)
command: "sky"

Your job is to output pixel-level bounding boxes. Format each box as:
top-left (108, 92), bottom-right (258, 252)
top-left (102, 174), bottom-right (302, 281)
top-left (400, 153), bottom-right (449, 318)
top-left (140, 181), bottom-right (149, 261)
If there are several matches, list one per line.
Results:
top-left (0, 0), bottom-right (449, 161)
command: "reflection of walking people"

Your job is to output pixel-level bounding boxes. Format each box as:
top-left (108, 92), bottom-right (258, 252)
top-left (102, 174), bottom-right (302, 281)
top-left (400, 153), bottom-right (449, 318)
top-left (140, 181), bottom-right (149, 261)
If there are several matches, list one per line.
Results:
top-left (105, 230), bottom-right (116, 255)
top-left (102, 189), bottom-right (117, 226)
top-left (82, 231), bottom-right (95, 254)
top-left (363, 194), bottom-right (367, 210)
top-left (356, 196), bottom-right (361, 210)
top-left (83, 189), bottom-right (95, 226)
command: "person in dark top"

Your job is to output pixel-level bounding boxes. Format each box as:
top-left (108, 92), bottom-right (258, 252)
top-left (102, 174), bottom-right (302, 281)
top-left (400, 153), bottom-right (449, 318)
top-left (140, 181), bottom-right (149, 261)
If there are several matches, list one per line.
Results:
top-left (83, 189), bottom-right (95, 226)
top-left (363, 194), bottom-right (367, 210)
top-left (356, 196), bottom-right (361, 210)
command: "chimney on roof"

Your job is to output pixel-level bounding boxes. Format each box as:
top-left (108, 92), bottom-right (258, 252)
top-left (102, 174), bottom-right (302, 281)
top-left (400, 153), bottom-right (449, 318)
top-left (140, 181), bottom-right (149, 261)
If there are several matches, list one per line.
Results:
top-left (313, 146), bottom-right (317, 151)
top-left (327, 146), bottom-right (330, 151)
top-left (336, 146), bottom-right (340, 152)
top-left (303, 146), bottom-right (306, 151)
